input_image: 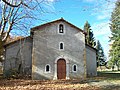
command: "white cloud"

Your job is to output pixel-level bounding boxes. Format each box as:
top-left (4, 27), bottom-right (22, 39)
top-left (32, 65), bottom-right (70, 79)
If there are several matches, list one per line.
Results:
top-left (98, 3), bottom-right (115, 20)
top-left (37, 0), bottom-right (55, 3)
top-left (81, 0), bottom-right (117, 20)
top-left (84, 0), bottom-right (95, 2)
top-left (41, 0), bottom-right (56, 12)
top-left (91, 0), bottom-right (116, 20)
top-left (92, 21), bottom-right (111, 59)
top-left (44, 0), bottom-right (56, 3)
top-left (92, 21), bottom-right (111, 37)
top-left (47, 0), bottom-right (55, 2)
top-left (97, 10), bottom-right (112, 20)
top-left (86, 0), bottom-right (117, 59)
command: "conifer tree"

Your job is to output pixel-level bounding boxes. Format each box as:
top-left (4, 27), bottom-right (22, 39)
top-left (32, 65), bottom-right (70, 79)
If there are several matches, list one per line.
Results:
top-left (96, 40), bottom-right (106, 67)
top-left (109, 0), bottom-right (120, 71)
top-left (84, 21), bottom-right (96, 47)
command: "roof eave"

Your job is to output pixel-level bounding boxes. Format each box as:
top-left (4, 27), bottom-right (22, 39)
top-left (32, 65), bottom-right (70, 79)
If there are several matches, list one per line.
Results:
top-left (30, 18), bottom-right (86, 35)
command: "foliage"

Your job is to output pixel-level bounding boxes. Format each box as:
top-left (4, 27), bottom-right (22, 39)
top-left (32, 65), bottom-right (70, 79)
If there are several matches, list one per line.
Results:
top-left (96, 40), bottom-right (106, 67)
top-left (109, 0), bottom-right (120, 71)
top-left (84, 21), bottom-right (96, 47)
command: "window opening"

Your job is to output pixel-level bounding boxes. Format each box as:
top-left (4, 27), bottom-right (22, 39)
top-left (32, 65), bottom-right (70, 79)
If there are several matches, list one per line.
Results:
top-left (46, 65), bottom-right (50, 72)
top-left (59, 24), bottom-right (64, 33)
top-left (60, 43), bottom-right (64, 50)
top-left (73, 65), bottom-right (77, 72)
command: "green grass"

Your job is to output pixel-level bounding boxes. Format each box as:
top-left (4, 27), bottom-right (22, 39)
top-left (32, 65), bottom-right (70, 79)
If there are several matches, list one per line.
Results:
top-left (97, 71), bottom-right (120, 80)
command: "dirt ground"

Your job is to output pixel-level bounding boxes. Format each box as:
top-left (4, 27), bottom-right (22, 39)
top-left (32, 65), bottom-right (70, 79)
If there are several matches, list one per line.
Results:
top-left (0, 71), bottom-right (120, 90)
top-left (0, 79), bottom-right (100, 90)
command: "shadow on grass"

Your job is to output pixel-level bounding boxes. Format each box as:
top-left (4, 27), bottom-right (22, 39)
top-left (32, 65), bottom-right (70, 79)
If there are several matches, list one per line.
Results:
top-left (0, 71), bottom-right (119, 88)
top-left (72, 71), bottom-right (120, 84)
top-left (97, 71), bottom-right (120, 80)
top-left (100, 85), bottom-right (120, 90)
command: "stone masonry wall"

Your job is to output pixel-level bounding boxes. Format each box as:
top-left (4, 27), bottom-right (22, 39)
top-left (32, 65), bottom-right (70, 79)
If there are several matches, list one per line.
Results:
top-left (4, 37), bottom-right (32, 77)
top-left (86, 45), bottom-right (97, 76)
top-left (32, 21), bottom-right (86, 80)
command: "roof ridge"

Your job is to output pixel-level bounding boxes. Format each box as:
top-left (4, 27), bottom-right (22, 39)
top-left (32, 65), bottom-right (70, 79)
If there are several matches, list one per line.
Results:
top-left (31, 18), bottom-right (86, 35)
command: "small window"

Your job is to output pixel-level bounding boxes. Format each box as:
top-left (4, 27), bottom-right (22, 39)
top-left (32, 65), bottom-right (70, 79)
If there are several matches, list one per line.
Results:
top-left (45, 64), bottom-right (50, 73)
top-left (73, 64), bottom-right (77, 72)
top-left (59, 24), bottom-right (64, 33)
top-left (59, 42), bottom-right (64, 50)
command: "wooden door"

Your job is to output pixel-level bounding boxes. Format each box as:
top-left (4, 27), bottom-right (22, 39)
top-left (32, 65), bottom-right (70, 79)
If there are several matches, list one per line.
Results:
top-left (57, 59), bottom-right (66, 79)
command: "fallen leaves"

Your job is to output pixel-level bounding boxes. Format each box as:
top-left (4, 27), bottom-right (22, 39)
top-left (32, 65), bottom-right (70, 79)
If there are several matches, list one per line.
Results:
top-left (0, 80), bottom-right (100, 90)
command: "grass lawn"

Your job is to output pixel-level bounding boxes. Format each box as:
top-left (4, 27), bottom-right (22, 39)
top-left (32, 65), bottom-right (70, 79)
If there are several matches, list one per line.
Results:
top-left (88, 71), bottom-right (120, 90)
top-left (0, 71), bottom-right (120, 90)
top-left (97, 71), bottom-right (120, 80)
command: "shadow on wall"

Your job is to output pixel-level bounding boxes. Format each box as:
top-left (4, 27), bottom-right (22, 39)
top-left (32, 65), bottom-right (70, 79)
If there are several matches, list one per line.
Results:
top-left (3, 66), bottom-right (32, 79)
top-left (32, 72), bottom-right (51, 80)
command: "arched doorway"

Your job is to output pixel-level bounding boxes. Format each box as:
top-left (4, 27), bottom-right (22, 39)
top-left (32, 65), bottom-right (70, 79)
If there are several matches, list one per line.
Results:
top-left (57, 59), bottom-right (66, 79)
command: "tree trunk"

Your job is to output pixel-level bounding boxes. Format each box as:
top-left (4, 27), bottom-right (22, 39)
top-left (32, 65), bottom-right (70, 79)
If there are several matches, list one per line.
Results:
top-left (112, 65), bottom-right (114, 71)
top-left (117, 65), bottom-right (120, 71)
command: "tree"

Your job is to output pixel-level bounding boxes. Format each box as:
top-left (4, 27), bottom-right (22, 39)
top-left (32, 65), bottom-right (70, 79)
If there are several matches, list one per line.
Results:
top-left (0, 0), bottom-right (55, 42)
top-left (2, 0), bottom-right (25, 7)
top-left (0, 36), bottom-right (4, 62)
top-left (84, 21), bottom-right (96, 47)
top-left (109, 0), bottom-right (120, 71)
top-left (0, 0), bottom-right (55, 62)
top-left (96, 40), bottom-right (106, 68)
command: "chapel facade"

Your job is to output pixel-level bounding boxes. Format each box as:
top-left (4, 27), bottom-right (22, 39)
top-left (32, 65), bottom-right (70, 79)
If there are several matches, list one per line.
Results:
top-left (4, 18), bottom-right (97, 80)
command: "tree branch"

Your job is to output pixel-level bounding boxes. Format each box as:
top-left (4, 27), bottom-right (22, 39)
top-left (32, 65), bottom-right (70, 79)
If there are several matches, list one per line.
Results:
top-left (2, 0), bottom-right (22, 7)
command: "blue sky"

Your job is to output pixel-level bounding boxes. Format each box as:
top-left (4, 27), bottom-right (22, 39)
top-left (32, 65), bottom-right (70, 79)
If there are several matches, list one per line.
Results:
top-left (35, 0), bottom-right (117, 59)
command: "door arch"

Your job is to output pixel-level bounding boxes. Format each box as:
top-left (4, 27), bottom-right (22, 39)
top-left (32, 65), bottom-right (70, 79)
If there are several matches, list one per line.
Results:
top-left (57, 59), bottom-right (66, 79)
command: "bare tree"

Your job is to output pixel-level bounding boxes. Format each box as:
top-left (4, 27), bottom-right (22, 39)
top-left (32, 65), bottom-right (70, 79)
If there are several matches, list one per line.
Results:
top-left (2, 0), bottom-right (22, 7)
top-left (0, 0), bottom-right (55, 42)
top-left (0, 0), bottom-right (55, 63)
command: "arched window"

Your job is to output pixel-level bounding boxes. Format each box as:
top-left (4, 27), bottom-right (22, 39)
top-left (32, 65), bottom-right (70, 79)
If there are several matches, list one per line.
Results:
top-left (59, 42), bottom-right (64, 50)
top-left (45, 64), bottom-right (50, 72)
top-left (73, 64), bottom-right (77, 72)
top-left (59, 24), bottom-right (64, 33)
